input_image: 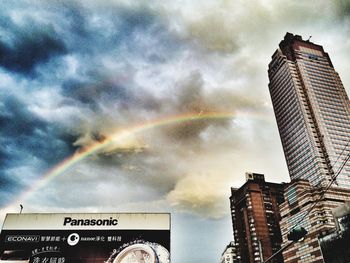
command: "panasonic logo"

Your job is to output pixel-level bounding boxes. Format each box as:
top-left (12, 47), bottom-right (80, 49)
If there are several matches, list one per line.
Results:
top-left (6, 235), bottom-right (40, 242)
top-left (63, 217), bottom-right (118, 226)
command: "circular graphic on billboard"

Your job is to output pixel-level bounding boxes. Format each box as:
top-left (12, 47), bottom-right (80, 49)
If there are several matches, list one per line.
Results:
top-left (152, 244), bottom-right (170, 263)
top-left (67, 233), bottom-right (80, 246)
top-left (113, 244), bottom-right (156, 263)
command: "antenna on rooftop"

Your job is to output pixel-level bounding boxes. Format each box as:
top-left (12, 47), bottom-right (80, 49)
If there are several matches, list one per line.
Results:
top-left (307, 36), bottom-right (312, 41)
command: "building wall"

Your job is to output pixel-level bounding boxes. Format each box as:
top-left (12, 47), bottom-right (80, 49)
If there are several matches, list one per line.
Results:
top-left (268, 33), bottom-right (350, 262)
top-left (268, 33), bottom-right (350, 188)
top-left (230, 173), bottom-right (285, 263)
top-left (279, 180), bottom-right (350, 262)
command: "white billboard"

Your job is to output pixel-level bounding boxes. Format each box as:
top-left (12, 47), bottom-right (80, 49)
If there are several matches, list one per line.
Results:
top-left (0, 213), bottom-right (170, 263)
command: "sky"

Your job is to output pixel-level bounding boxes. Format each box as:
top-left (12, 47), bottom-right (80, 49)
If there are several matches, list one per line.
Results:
top-left (0, 0), bottom-right (350, 262)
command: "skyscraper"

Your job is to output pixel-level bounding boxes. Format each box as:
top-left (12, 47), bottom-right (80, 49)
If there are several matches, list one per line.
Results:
top-left (268, 33), bottom-right (350, 188)
top-left (268, 33), bottom-right (350, 262)
top-left (230, 173), bottom-right (285, 263)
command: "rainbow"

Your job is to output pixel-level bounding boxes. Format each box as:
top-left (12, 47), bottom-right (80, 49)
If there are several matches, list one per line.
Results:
top-left (11, 110), bottom-right (271, 206)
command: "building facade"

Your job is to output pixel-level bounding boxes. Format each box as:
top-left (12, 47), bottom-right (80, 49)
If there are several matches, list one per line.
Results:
top-left (268, 32), bottom-right (350, 188)
top-left (230, 173), bottom-right (285, 263)
top-left (279, 180), bottom-right (350, 262)
top-left (268, 33), bottom-right (350, 262)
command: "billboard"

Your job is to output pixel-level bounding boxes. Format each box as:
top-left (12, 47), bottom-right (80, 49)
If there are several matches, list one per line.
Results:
top-left (0, 213), bottom-right (170, 263)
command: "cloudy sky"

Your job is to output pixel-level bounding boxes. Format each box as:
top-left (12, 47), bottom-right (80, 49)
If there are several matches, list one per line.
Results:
top-left (0, 0), bottom-right (350, 262)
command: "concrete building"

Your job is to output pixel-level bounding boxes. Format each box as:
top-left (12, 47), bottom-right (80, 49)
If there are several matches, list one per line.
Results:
top-left (268, 33), bottom-right (350, 262)
top-left (230, 173), bottom-right (285, 263)
top-left (219, 241), bottom-right (240, 263)
top-left (279, 180), bottom-right (350, 262)
top-left (268, 32), bottom-right (350, 188)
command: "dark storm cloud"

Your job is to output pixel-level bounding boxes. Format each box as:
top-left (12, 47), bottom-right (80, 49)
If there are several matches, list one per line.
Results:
top-left (89, 5), bottom-right (170, 56)
top-left (95, 149), bottom-right (182, 194)
top-left (0, 16), bottom-right (67, 75)
top-left (161, 72), bottom-right (211, 141)
top-left (42, 1), bottom-right (180, 116)
top-left (0, 159), bottom-right (16, 192)
top-left (0, 147), bottom-right (9, 170)
top-left (61, 78), bottom-right (129, 107)
top-left (0, 1), bottom-right (169, 78)
top-left (0, 93), bottom-right (79, 206)
top-left (1, 96), bottom-right (47, 138)
top-left (60, 71), bottom-right (149, 113)
top-left (57, 1), bottom-right (91, 38)
top-left (160, 72), bottom-right (240, 142)
top-left (0, 180), bottom-right (21, 206)
top-left (0, 95), bottom-right (77, 169)
top-left (50, 1), bottom-right (172, 59)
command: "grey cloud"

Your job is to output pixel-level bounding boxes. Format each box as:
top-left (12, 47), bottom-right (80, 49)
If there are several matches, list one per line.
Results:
top-left (0, 181), bottom-right (21, 206)
top-left (164, 73), bottom-right (212, 141)
top-left (0, 17), bottom-right (67, 75)
top-left (159, 72), bottom-right (264, 142)
top-left (171, 0), bottom-right (347, 55)
top-left (186, 14), bottom-right (240, 53)
top-left (333, 0), bottom-right (350, 19)
top-left (1, 95), bottom-right (47, 138)
top-left (51, 1), bottom-right (174, 58)
top-left (26, 158), bottom-right (169, 209)
top-left (1, 95), bottom-right (77, 166)
top-left (61, 77), bottom-right (133, 109)
top-left (57, 1), bottom-right (91, 39)
top-left (81, 141), bottom-right (183, 196)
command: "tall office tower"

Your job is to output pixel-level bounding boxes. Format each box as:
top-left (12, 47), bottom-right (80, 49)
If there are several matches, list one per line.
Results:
top-left (230, 173), bottom-right (285, 263)
top-left (268, 33), bottom-right (350, 188)
top-left (268, 33), bottom-right (350, 262)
